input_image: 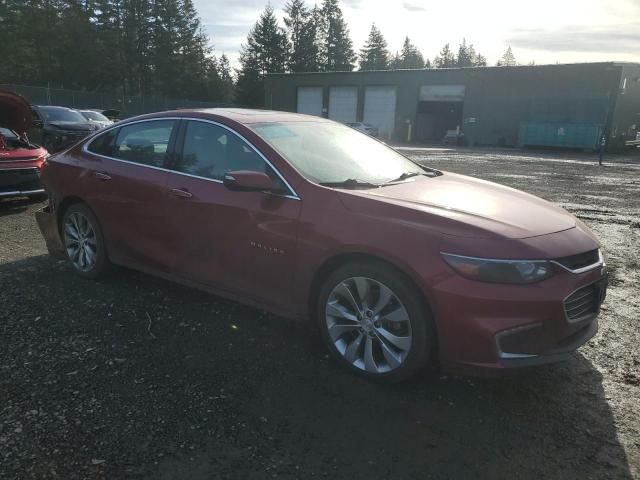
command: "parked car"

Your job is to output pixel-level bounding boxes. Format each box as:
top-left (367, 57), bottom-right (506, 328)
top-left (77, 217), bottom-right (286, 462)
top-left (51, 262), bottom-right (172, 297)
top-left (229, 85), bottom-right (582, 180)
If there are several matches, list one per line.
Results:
top-left (78, 109), bottom-right (114, 129)
top-left (347, 122), bottom-right (379, 137)
top-left (0, 90), bottom-right (49, 198)
top-left (35, 109), bottom-right (607, 382)
top-left (31, 105), bottom-right (100, 153)
top-left (100, 109), bottom-right (121, 122)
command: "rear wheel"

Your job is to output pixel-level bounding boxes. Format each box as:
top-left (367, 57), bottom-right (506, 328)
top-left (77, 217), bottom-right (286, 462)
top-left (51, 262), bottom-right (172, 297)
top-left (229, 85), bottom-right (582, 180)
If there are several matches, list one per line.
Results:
top-left (62, 203), bottom-right (109, 279)
top-left (317, 262), bottom-right (433, 383)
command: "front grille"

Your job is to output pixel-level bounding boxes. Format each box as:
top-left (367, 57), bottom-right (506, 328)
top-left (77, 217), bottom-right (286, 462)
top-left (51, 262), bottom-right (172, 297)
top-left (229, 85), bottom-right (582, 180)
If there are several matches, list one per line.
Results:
top-left (555, 249), bottom-right (599, 271)
top-left (564, 282), bottom-right (603, 321)
top-left (0, 156), bottom-right (39, 162)
top-left (0, 167), bottom-right (37, 176)
top-left (0, 167), bottom-right (40, 192)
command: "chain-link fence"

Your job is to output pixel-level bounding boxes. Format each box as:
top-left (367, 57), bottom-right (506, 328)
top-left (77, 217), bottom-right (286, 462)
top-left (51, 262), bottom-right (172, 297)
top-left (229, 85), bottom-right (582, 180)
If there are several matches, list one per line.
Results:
top-left (0, 84), bottom-right (232, 118)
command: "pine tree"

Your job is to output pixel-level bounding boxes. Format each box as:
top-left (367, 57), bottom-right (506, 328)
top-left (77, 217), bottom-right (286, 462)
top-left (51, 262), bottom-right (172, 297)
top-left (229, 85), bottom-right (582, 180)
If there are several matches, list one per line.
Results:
top-left (455, 39), bottom-right (486, 67)
top-left (497, 46), bottom-right (517, 66)
top-left (434, 43), bottom-right (456, 68)
top-left (217, 54), bottom-right (235, 103)
top-left (389, 52), bottom-right (401, 69)
top-left (359, 24), bottom-right (390, 71)
top-left (474, 53), bottom-right (487, 67)
top-left (284, 0), bottom-right (320, 72)
top-left (396, 36), bottom-right (425, 69)
top-left (456, 39), bottom-right (474, 67)
top-left (0, 0), bottom-right (228, 101)
top-left (320, 0), bottom-right (356, 71)
top-left (235, 5), bottom-right (289, 106)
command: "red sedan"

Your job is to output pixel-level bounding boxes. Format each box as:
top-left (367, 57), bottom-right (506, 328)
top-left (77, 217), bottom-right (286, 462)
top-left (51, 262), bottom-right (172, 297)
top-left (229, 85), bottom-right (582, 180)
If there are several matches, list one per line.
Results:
top-left (36, 109), bottom-right (607, 382)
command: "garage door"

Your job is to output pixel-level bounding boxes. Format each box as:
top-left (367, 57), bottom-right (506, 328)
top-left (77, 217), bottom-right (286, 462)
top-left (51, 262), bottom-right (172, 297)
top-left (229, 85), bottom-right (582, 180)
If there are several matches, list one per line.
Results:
top-left (297, 87), bottom-right (323, 117)
top-left (328, 87), bottom-right (358, 123)
top-left (363, 86), bottom-right (397, 139)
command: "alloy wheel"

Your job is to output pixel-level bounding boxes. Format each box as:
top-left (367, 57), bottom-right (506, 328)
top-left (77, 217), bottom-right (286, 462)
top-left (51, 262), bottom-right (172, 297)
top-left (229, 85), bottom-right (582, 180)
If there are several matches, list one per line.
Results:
top-left (64, 212), bottom-right (98, 272)
top-left (325, 276), bottom-right (413, 374)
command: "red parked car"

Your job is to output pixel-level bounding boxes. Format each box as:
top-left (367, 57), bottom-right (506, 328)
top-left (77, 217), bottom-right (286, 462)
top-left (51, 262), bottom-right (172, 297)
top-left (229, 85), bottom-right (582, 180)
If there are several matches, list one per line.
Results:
top-left (0, 90), bottom-right (49, 198)
top-left (35, 109), bottom-right (607, 382)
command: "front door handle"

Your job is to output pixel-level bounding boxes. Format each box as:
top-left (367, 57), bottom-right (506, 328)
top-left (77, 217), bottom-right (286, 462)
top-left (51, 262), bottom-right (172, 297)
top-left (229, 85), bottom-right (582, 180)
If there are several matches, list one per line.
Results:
top-left (170, 188), bottom-right (193, 199)
top-left (93, 171), bottom-right (111, 181)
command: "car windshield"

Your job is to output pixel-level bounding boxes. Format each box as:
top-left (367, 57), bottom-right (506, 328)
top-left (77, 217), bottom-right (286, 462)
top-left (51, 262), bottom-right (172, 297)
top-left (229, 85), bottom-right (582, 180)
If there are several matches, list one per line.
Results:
top-left (0, 127), bottom-right (17, 139)
top-left (38, 107), bottom-right (86, 123)
top-left (81, 111), bottom-right (109, 121)
top-left (250, 121), bottom-right (425, 185)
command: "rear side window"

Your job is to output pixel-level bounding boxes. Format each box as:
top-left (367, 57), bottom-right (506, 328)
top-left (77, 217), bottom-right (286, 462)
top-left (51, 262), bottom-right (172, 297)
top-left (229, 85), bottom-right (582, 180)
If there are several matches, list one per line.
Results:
top-left (177, 121), bottom-right (270, 181)
top-left (87, 129), bottom-right (117, 156)
top-left (112, 120), bottom-right (176, 167)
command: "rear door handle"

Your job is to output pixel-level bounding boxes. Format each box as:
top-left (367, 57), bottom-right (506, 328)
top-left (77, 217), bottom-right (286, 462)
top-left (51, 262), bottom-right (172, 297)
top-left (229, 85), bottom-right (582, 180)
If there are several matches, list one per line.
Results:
top-left (92, 171), bottom-right (111, 181)
top-left (170, 188), bottom-right (193, 199)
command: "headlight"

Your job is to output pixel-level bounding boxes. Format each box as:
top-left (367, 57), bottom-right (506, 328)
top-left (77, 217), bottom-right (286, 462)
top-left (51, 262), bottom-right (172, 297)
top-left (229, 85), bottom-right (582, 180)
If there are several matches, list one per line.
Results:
top-left (441, 253), bottom-right (553, 284)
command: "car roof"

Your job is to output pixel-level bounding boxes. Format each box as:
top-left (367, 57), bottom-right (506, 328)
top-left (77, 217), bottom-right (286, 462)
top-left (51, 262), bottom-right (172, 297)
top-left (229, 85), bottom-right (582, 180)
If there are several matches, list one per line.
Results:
top-left (152, 108), bottom-right (332, 125)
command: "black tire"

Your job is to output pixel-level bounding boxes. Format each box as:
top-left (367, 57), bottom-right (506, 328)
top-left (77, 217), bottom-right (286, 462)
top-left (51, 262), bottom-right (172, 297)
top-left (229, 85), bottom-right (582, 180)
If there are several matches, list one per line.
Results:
top-left (316, 261), bottom-right (433, 383)
top-left (61, 203), bottom-right (109, 279)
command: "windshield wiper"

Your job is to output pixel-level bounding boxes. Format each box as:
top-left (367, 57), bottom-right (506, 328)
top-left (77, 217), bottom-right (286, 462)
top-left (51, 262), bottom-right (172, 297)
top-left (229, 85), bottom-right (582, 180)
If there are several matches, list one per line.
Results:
top-left (382, 171), bottom-right (433, 185)
top-left (319, 178), bottom-right (380, 189)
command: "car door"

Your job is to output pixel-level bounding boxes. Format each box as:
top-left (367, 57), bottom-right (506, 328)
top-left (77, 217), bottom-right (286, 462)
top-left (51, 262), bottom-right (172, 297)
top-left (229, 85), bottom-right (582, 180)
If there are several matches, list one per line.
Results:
top-left (83, 119), bottom-right (179, 273)
top-left (164, 119), bottom-right (302, 309)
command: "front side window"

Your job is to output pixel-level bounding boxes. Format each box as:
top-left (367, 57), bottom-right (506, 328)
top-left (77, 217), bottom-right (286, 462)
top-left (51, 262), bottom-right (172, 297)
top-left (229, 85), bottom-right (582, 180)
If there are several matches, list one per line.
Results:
top-left (87, 129), bottom-right (117, 156)
top-left (250, 121), bottom-right (425, 185)
top-left (177, 121), bottom-right (269, 181)
top-left (112, 120), bottom-right (175, 167)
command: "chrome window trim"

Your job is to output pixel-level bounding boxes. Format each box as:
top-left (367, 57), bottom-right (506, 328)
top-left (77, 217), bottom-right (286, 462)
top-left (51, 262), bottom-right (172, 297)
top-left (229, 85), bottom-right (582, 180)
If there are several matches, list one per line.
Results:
top-left (82, 116), bottom-right (301, 201)
top-left (550, 249), bottom-right (604, 274)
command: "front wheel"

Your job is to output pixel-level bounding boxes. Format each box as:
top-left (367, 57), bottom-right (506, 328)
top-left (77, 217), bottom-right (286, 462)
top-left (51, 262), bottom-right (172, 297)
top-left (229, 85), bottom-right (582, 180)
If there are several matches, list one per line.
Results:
top-left (317, 262), bottom-right (433, 383)
top-left (62, 203), bottom-right (109, 279)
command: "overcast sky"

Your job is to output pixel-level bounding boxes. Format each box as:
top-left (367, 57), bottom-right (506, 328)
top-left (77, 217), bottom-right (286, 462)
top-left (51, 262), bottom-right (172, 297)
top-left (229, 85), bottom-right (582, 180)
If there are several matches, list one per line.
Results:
top-left (194, 0), bottom-right (640, 69)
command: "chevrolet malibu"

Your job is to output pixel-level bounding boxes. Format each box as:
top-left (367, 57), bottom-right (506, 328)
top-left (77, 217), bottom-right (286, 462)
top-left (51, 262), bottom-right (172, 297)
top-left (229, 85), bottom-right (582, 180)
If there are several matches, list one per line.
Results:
top-left (35, 109), bottom-right (607, 382)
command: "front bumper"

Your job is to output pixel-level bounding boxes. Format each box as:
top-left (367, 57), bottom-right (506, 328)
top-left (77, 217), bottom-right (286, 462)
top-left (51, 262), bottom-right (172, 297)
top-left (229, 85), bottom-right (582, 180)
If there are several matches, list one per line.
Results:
top-left (0, 167), bottom-right (44, 197)
top-left (431, 261), bottom-right (607, 376)
top-left (35, 205), bottom-right (65, 258)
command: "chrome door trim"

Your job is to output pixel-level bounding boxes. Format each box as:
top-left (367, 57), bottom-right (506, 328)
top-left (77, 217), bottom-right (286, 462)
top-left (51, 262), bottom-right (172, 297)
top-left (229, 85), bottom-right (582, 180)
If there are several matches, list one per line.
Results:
top-left (81, 116), bottom-right (301, 201)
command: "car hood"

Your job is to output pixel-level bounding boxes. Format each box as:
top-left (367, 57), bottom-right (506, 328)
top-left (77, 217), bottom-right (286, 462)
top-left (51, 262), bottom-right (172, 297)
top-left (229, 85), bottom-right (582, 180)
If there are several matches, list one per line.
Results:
top-left (0, 90), bottom-right (32, 136)
top-left (0, 146), bottom-right (47, 162)
top-left (338, 172), bottom-right (576, 239)
top-left (47, 121), bottom-right (99, 132)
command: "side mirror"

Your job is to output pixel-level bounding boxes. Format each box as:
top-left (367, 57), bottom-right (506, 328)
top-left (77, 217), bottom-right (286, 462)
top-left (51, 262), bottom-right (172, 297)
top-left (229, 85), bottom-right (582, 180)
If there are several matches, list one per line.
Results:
top-left (33, 119), bottom-right (43, 129)
top-left (223, 170), bottom-right (285, 194)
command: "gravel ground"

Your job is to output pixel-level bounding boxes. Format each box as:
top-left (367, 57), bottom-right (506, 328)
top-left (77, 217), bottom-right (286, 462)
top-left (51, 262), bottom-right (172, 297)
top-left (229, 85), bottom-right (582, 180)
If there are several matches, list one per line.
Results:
top-left (1, 147), bottom-right (639, 479)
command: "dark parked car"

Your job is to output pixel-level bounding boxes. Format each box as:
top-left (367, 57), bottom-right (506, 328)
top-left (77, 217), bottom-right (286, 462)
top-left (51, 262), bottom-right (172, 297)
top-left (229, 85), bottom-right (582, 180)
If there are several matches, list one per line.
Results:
top-left (0, 90), bottom-right (49, 198)
top-left (31, 105), bottom-right (100, 153)
top-left (36, 109), bottom-right (607, 382)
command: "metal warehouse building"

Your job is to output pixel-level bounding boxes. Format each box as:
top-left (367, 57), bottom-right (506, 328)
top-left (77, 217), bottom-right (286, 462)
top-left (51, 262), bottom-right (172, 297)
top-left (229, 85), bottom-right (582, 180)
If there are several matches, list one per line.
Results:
top-left (265, 62), bottom-right (640, 150)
